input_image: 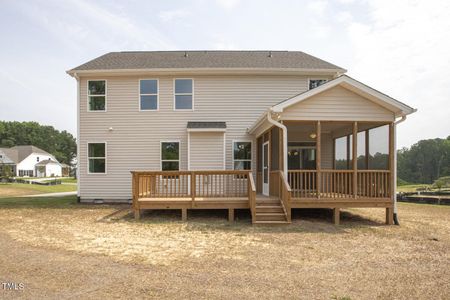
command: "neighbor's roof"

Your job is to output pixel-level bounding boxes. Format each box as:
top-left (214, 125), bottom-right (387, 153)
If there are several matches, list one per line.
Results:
top-left (68, 51), bottom-right (346, 74)
top-left (187, 121), bottom-right (227, 129)
top-left (35, 159), bottom-right (61, 166)
top-left (0, 148), bottom-right (16, 164)
top-left (0, 145), bottom-right (54, 164)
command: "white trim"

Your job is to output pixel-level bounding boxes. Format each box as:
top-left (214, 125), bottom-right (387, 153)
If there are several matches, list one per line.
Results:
top-left (262, 141), bottom-right (270, 196)
top-left (186, 128), bottom-right (226, 132)
top-left (232, 140), bottom-right (253, 171)
top-left (87, 142), bottom-right (107, 175)
top-left (160, 140), bottom-right (181, 171)
top-left (223, 133), bottom-right (226, 170)
top-left (173, 78), bottom-right (194, 111)
top-left (67, 67), bottom-right (347, 77)
top-left (272, 75), bottom-right (416, 116)
top-left (75, 73), bottom-right (80, 196)
top-left (307, 78), bottom-right (328, 90)
top-left (138, 78), bottom-right (159, 111)
top-left (187, 133), bottom-right (190, 171)
top-left (87, 79), bottom-right (107, 112)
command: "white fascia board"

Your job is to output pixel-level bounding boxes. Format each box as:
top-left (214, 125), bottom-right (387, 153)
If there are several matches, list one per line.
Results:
top-left (186, 128), bottom-right (226, 133)
top-left (66, 67), bottom-right (346, 77)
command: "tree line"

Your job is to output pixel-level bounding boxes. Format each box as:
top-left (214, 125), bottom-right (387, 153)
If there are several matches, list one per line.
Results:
top-left (0, 121), bottom-right (76, 165)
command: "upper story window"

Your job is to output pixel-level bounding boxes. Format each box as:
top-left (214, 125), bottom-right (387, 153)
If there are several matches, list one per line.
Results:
top-left (309, 79), bottom-right (327, 90)
top-left (161, 142), bottom-right (180, 171)
top-left (88, 143), bottom-right (106, 173)
top-left (174, 79), bottom-right (193, 110)
top-left (88, 80), bottom-right (106, 111)
top-left (140, 79), bottom-right (158, 110)
top-left (233, 141), bottom-right (252, 170)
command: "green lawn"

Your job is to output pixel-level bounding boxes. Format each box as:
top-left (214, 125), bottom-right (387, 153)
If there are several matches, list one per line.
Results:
top-left (0, 183), bottom-right (77, 197)
top-left (397, 184), bottom-right (431, 193)
top-left (0, 195), bottom-right (77, 208)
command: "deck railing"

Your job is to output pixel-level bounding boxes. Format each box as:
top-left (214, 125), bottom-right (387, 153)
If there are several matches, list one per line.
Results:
top-left (279, 171), bottom-right (292, 222)
top-left (288, 169), bottom-right (390, 199)
top-left (132, 170), bottom-right (255, 205)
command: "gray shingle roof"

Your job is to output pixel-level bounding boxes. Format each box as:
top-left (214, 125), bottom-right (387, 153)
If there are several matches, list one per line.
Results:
top-left (11, 145), bottom-right (52, 163)
top-left (0, 148), bottom-right (16, 164)
top-left (69, 51), bottom-right (344, 72)
top-left (187, 122), bottom-right (227, 129)
top-left (35, 159), bottom-right (60, 166)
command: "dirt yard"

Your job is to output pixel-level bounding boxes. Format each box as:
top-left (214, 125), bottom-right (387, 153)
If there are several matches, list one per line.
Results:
top-left (0, 196), bottom-right (449, 299)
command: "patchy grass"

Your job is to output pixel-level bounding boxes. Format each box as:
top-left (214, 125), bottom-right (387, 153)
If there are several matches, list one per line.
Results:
top-left (397, 184), bottom-right (431, 193)
top-left (0, 183), bottom-right (77, 197)
top-left (0, 197), bottom-right (448, 299)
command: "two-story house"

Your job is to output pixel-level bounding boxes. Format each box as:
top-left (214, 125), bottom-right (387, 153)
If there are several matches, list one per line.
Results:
top-left (67, 51), bottom-right (416, 225)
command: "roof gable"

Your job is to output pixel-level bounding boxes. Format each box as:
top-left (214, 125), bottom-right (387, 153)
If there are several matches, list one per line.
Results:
top-left (272, 75), bottom-right (416, 117)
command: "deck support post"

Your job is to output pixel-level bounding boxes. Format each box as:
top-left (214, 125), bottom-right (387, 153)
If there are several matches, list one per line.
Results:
top-left (181, 208), bottom-right (187, 221)
top-left (352, 122), bottom-right (358, 198)
top-left (316, 121), bottom-right (321, 198)
top-left (386, 207), bottom-right (394, 225)
top-left (134, 208), bottom-right (141, 220)
top-left (333, 208), bottom-right (340, 225)
top-left (228, 208), bottom-right (234, 222)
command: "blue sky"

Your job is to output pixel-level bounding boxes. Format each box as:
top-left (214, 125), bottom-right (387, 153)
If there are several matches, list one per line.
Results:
top-left (0, 0), bottom-right (449, 148)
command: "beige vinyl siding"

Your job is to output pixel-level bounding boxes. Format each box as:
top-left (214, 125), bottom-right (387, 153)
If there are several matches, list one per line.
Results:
top-left (79, 75), bottom-right (314, 200)
top-left (281, 86), bottom-right (395, 122)
top-left (189, 132), bottom-right (224, 170)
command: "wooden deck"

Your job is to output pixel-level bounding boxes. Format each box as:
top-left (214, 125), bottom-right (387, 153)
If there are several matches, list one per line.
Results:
top-left (132, 169), bottom-right (394, 225)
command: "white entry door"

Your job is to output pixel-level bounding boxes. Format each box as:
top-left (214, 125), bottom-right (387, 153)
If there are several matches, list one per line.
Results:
top-left (262, 141), bottom-right (269, 196)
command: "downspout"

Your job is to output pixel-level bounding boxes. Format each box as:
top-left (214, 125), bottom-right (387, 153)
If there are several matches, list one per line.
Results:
top-left (393, 115), bottom-right (407, 225)
top-left (74, 72), bottom-right (81, 203)
top-left (267, 109), bottom-right (288, 178)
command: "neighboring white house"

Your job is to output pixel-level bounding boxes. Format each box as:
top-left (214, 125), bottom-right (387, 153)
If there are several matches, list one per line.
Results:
top-left (0, 145), bottom-right (65, 177)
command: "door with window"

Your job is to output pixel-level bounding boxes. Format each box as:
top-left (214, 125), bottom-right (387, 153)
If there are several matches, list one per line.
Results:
top-left (262, 142), bottom-right (269, 196)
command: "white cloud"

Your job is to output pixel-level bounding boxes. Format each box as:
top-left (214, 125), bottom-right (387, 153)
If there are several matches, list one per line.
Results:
top-left (216, 0), bottom-right (241, 10)
top-left (336, 11), bottom-right (352, 23)
top-left (159, 9), bottom-right (190, 22)
top-left (345, 0), bottom-right (450, 146)
top-left (307, 0), bottom-right (329, 16)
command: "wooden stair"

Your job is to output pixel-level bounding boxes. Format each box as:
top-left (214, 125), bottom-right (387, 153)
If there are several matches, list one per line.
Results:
top-left (254, 197), bottom-right (290, 225)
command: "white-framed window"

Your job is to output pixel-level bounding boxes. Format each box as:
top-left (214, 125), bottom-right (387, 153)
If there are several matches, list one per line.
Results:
top-left (139, 79), bottom-right (158, 110)
top-left (161, 141), bottom-right (180, 171)
top-left (233, 141), bottom-right (252, 170)
top-left (87, 80), bottom-right (106, 111)
top-left (88, 143), bottom-right (106, 173)
top-left (174, 79), bottom-right (193, 110)
top-left (308, 79), bottom-right (327, 90)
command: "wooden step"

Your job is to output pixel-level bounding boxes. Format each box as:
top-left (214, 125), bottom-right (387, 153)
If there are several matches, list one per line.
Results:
top-left (255, 206), bottom-right (284, 213)
top-left (253, 220), bottom-right (290, 225)
top-left (256, 200), bottom-right (281, 205)
top-left (255, 212), bottom-right (287, 222)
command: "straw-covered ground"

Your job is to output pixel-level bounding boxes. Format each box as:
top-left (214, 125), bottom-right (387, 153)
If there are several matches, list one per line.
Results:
top-left (0, 196), bottom-right (448, 299)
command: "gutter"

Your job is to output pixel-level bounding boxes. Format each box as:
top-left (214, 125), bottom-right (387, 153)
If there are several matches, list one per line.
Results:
top-left (267, 109), bottom-right (288, 178)
top-left (392, 114), bottom-right (408, 225)
top-left (73, 72), bottom-right (81, 203)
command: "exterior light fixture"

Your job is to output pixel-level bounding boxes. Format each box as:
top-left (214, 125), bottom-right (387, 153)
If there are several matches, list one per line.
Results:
top-left (309, 133), bottom-right (317, 139)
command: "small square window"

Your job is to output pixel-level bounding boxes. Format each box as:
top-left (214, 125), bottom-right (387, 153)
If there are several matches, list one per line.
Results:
top-left (309, 79), bottom-right (327, 90)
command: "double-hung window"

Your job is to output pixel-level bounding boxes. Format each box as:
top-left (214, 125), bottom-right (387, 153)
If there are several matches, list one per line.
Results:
top-left (309, 79), bottom-right (327, 90)
top-left (174, 79), bottom-right (193, 110)
top-left (233, 141), bottom-right (252, 170)
top-left (161, 142), bottom-right (180, 171)
top-left (140, 79), bottom-right (158, 110)
top-left (88, 80), bottom-right (106, 111)
top-left (88, 143), bottom-right (106, 173)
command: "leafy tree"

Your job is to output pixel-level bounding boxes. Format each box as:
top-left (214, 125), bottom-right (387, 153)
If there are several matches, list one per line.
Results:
top-left (0, 121), bottom-right (76, 165)
top-left (397, 136), bottom-right (450, 184)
